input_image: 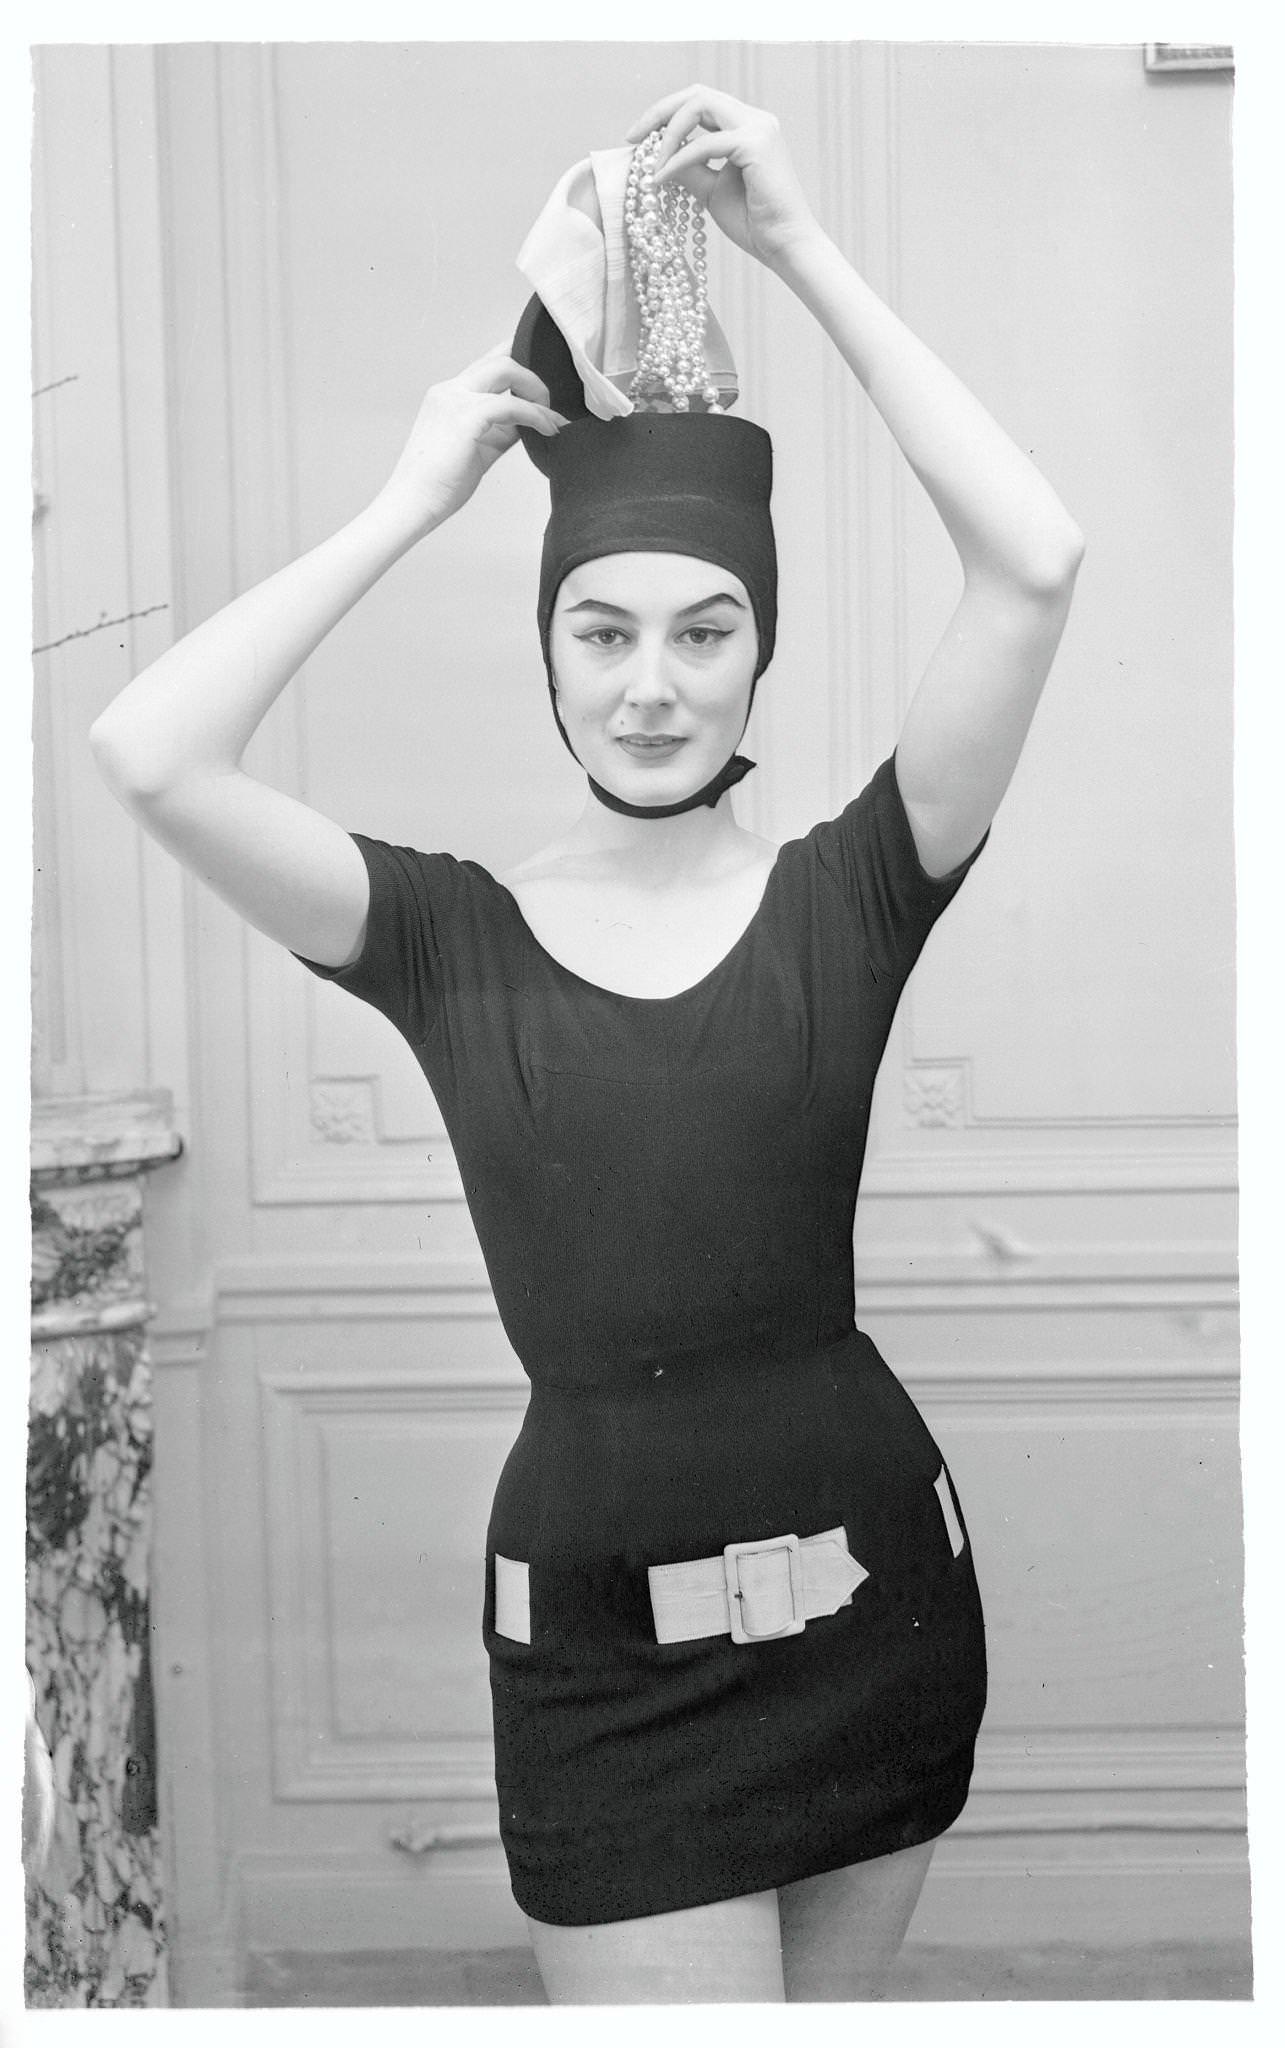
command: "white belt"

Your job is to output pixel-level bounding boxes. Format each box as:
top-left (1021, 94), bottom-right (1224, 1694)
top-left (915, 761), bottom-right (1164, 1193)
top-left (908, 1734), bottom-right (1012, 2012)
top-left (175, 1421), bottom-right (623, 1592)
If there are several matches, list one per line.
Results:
top-left (647, 1528), bottom-right (869, 1646)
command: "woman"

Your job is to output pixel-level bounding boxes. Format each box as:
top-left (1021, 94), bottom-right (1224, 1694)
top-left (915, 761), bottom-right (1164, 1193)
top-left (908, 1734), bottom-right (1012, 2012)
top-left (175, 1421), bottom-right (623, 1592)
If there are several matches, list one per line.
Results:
top-left (91, 86), bottom-right (1083, 2003)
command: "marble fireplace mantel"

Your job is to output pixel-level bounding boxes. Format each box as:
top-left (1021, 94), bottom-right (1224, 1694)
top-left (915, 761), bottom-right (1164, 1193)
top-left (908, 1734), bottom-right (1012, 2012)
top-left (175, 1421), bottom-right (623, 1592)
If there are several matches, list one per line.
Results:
top-left (31, 1091), bottom-right (183, 1179)
top-left (27, 1089), bottom-right (181, 2009)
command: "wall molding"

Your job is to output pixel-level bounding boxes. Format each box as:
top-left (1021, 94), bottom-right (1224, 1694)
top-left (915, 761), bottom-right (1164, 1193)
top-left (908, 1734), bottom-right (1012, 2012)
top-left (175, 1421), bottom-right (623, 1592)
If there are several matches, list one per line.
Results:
top-left (257, 1350), bottom-right (1237, 1407)
top-left (214, 1246), bottom-right (1237, 1329)
top-left (971, 1725), bottom-right (1244, 1816)
top-left (695, 40), bottom-right (772, 841)
top-left (251, 1156), bottom-right (468, 1208)
top-left (259, 1369), bottom-right (521, 1806)
top-left (235, 1847), bottom-right (527, 1961)
top-left (243, 1136), bottom-right (1238, 1207)
top-left (272, 1746), bottom-right (499, 1808)
top-left (258, 1362), bottom-right (526, 1406)
top-left (860, 1147), bottom-right (1237, 1195)
top-left (186, 44), bottom-right (464, 1217)
top-left (32, 47), bottom-right (183, 1103)
top-left (252, 1351), bottom-right (1236, 1412)
top-left (252, 941), bottom-right (462, 1209)
top-left (898, 1054), bottom-right (1237, 1134)
top-left (823, 41), bottom-right (904, 808)
top-left (148, 1303), bottom-right (215, 1363)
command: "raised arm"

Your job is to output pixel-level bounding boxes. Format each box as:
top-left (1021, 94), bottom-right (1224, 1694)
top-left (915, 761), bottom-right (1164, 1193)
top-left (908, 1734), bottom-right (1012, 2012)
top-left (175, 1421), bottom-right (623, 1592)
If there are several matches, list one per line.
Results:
top-left (632, 85), bottom-right (1085, 875)
top-left (90, 352), bottom-right (565, 966)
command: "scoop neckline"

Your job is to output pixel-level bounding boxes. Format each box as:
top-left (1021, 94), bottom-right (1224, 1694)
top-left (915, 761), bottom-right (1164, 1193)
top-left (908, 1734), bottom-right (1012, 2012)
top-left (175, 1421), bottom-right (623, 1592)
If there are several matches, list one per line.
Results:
top-left (487, 835), bottom-right (800, 1005)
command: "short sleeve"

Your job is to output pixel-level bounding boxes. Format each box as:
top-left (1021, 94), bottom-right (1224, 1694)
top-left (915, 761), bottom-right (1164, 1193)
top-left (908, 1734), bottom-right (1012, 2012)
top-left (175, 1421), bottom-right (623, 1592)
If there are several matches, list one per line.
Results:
top-left (294, 833), bottom-right (462, 1048)
top-left (809, 752), bottom-right (988, 979)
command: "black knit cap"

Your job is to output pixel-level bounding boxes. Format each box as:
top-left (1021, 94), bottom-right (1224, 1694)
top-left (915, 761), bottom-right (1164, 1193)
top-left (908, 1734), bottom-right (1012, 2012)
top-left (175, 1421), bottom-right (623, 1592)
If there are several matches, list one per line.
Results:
top-left (511, 295), bottom-right (778, 783)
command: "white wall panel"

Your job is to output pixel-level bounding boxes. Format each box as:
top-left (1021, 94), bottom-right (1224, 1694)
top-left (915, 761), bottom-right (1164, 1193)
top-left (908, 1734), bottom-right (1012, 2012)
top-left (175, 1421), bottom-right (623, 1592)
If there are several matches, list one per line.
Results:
top-left (890, 44), bottom-right (1235, 1132)
top-left (32, 47), bottom-right (188, 1107)
top-left (261, 1366), bottom-right (524, 1800)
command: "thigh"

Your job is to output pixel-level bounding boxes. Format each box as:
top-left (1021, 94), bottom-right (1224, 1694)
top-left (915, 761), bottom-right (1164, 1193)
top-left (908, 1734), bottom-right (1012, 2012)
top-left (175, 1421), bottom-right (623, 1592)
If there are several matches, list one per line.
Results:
top-left (527, 1888), bottom-right (785, 2005)
top-left (778, 1839), bottom-right (937, 2003)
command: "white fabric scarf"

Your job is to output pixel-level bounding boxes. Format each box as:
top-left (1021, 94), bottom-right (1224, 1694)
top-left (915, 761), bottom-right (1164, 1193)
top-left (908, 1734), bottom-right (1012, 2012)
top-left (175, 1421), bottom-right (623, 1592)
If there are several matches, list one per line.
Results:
top-left (516, 146), bottom-right (739, 419)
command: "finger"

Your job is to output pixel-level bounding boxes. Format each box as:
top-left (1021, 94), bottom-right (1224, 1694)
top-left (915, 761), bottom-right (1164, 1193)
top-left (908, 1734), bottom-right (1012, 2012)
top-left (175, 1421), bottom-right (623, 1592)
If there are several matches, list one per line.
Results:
top-left (626, 83), bottom-right (747, 144)
top-left (658, 129), bottom-right (743, 186)
top-left (666, 160), bottom-right (719, 208)
top-left (656, 97), bottom-right (728, 178)
top-left (486, 394), bottom-right (568, 437)
top-left (461, 354), bottom-right (551, 407)
top-left (459, 351), bottom-right (546, 400)
top-left (481, 337), bottom-right (529, 377)
top-left (656, 90), bottom-right (756, 172)
top-left (626, 87), bottom-right (698, 142)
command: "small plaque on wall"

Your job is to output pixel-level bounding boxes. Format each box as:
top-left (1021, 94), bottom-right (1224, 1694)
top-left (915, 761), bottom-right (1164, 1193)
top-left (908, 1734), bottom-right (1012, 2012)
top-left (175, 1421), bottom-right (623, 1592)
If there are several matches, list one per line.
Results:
top-left (1144, 44), bottom-right (1234, 72)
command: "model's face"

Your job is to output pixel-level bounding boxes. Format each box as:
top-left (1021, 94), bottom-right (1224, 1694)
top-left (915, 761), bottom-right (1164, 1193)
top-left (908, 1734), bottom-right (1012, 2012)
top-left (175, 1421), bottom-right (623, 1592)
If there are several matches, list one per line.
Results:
top-left (549, 554), bottom-right (758, 807)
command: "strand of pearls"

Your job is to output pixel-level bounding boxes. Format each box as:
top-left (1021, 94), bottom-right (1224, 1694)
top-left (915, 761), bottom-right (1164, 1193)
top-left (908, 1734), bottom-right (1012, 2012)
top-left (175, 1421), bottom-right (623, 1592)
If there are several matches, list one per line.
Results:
top-left (624, 129), bottom-right (723, 413)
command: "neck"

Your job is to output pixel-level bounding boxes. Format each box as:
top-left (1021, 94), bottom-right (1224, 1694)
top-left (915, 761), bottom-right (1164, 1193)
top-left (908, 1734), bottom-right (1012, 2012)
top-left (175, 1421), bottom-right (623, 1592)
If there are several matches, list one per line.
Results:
top-left (566, 784), bottom-right (745, 875)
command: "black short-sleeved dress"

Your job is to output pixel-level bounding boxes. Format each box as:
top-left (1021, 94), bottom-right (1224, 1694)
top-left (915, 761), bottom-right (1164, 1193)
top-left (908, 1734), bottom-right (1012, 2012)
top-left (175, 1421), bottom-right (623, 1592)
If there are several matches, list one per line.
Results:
top-left (299, 752), bottom-right (988, 1926)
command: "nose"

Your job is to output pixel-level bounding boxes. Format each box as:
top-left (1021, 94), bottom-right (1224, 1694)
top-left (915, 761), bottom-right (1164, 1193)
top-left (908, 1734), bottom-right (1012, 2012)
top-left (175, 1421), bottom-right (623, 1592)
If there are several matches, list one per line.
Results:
top-left (622, 642), bottom-right (677, 709)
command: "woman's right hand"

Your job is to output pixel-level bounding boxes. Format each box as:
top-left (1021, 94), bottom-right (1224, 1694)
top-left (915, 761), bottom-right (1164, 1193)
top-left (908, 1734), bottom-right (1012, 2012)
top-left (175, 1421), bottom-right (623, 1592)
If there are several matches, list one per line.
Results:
top-left (379, 348), bottom-right (567, 537)
top-left (92, 352), bottom-right (566, 975)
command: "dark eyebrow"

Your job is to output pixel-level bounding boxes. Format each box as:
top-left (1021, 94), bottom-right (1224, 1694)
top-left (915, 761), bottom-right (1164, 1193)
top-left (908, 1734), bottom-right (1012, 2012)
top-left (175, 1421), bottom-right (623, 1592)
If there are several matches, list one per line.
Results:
top-left (562, 592), bottom-right (748, 620)
top-left (675, 592), bottom-right (748, 619)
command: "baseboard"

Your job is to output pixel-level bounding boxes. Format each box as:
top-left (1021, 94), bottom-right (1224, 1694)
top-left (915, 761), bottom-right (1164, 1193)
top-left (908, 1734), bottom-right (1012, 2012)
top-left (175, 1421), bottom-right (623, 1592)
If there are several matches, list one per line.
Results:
top-left (164, 1898), bottom-right (247, 2008)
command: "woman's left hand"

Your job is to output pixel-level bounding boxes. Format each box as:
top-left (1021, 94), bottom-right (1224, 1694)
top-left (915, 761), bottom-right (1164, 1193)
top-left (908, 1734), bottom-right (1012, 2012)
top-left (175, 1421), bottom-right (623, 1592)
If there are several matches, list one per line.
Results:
top-left (626, 85), bottom-right (820, 269)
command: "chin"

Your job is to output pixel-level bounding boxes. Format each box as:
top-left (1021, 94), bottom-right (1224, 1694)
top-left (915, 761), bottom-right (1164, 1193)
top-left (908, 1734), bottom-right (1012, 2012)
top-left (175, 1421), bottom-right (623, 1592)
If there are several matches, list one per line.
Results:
top-left (600, 752), bottom-right (713, 799)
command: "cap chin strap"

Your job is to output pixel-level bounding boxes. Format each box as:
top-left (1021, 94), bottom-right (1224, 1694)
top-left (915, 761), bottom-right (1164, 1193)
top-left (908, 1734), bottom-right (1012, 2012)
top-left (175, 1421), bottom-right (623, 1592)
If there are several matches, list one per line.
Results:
top-left (587, 751), bottom-right (756, 818)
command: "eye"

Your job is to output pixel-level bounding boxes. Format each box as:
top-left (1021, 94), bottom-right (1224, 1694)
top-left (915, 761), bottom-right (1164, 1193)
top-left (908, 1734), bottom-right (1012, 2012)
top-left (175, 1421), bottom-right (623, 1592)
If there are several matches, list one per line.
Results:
top-left (575, 626), bottom-right (629, 648)
top-left (680, 625), bottom-right (733, 648)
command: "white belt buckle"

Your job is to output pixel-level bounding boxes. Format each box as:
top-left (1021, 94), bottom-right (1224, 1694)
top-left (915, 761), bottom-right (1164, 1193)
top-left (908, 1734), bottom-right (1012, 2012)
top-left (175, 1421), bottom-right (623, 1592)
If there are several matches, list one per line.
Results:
top-left (723, 1532), bottom-right (806, 1644)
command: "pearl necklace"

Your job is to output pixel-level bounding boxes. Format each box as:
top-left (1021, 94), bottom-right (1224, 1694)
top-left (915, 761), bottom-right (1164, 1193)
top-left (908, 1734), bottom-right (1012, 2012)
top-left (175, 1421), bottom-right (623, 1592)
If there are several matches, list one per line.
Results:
top-left (624, 129), bottom-right (724, 414)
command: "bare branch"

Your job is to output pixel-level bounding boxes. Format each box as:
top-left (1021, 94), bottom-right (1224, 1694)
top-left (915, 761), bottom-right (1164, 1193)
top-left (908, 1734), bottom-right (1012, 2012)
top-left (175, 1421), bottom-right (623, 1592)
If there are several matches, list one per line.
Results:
top-left (34, 603), bottom-right (170, 657)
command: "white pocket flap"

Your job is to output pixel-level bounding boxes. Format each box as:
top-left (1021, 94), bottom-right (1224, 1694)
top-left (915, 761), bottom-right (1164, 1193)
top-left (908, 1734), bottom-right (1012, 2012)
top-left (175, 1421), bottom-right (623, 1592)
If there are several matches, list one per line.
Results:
top-left (495, 1554), bottom-right (531, 1643)
top-left (933, 1467), bottom-right (966, 1558)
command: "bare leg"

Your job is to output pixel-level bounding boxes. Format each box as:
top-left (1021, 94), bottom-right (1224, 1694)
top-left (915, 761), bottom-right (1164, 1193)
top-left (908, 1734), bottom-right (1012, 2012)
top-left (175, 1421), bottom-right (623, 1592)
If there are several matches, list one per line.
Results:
top-left (527, 1888), bottom-right (785, 2005)
top-left (778, 1839), bottom-right (936, 2002)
